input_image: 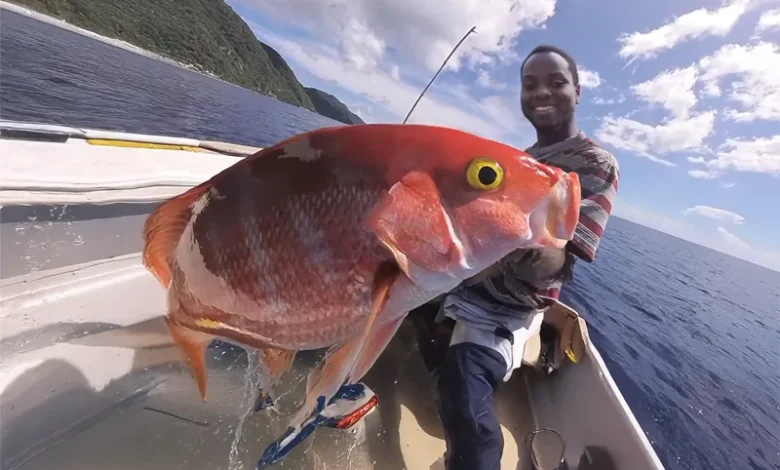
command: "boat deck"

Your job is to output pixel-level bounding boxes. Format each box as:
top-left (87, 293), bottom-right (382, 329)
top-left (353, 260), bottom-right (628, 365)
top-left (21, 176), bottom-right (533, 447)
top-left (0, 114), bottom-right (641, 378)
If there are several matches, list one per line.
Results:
top-left (6, 320), bottom-right (535, 470)
top-left (1, 200), bottom-right (538, 470)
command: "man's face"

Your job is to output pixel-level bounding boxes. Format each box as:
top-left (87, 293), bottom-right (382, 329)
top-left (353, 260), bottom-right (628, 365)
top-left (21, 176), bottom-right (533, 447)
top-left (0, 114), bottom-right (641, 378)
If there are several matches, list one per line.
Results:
top-left (520, 51), bottom-right (580, 131)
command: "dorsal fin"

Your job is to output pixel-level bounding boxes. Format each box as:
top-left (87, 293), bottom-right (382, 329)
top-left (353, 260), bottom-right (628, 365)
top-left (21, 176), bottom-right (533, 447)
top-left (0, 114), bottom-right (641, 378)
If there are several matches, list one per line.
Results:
top-left (142, 182), bottom-right (211, 287)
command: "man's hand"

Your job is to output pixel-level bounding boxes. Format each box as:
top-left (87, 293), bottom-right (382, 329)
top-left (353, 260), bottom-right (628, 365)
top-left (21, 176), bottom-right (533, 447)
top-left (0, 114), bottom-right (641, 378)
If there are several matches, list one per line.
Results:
top-left (506, 246), bottom-right (568, 282)
top-left (461, 261), bottom-right (503, 287)
top-left (461, 246), bottom-right (569, 287)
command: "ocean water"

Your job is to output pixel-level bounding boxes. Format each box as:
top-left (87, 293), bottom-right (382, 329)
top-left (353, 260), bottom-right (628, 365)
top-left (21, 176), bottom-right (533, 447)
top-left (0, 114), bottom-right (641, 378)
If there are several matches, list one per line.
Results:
top-left (0, 9), bottom-right (341, 147)
top-left (2, 9), bottom-right (779, 470)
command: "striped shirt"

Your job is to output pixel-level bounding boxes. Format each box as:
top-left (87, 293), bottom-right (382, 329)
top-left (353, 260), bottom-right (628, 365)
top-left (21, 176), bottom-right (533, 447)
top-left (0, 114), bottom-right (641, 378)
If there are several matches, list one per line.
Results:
top-left (443, 130), bottom-right (619, 328)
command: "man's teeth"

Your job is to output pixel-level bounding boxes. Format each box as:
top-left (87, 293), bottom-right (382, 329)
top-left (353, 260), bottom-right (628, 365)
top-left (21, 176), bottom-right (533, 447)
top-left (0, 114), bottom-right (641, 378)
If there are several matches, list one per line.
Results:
top-left (535, 105), bottom-right (554, 111)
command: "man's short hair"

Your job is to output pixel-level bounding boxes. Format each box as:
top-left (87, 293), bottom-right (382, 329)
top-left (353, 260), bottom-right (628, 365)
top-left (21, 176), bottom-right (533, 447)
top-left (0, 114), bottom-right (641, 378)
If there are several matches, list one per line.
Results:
top-left (520, 45), bottom-right (579, 87)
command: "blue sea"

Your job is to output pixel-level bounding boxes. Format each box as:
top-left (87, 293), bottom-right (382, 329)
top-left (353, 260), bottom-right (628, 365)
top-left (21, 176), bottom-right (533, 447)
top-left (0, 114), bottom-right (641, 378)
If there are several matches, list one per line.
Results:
top-left (2, 9), bottom-right (778, 470)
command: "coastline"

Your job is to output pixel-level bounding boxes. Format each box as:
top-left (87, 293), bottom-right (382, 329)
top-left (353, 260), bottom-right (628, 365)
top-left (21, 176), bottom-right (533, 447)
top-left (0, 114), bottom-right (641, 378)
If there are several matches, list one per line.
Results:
top-left (0, 1), bottom-right (301, 108)
top-left (1, 1), bottom-right (184, 68)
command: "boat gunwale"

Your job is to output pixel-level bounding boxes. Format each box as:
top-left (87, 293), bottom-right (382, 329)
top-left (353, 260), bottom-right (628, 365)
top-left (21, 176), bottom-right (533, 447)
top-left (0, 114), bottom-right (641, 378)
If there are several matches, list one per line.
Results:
top-left (0, 119), bottom-right (261, 205)
top-left (0, 119), bottom-right (263, 155)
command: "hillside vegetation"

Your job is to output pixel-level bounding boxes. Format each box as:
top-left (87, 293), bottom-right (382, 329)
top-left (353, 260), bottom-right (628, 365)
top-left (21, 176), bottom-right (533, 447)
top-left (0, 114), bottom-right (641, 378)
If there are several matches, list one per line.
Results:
top-left (305, 87), bottom-right (365, 125)
top-left (14, 0), bottom-right (365, 124)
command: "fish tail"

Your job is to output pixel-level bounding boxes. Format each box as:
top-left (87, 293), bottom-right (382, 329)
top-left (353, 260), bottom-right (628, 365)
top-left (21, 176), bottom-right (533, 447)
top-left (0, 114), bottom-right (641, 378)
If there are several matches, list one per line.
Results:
top-left (142, 182), bottom-right (211, 287)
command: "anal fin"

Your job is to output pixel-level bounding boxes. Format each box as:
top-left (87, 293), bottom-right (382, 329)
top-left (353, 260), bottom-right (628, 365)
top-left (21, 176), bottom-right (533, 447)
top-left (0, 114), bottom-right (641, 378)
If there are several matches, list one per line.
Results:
top-left (167, 318), bottom-right (214, 401)
top-left (258, 347), bottom-right (297, 379)
top-left (253, 347), bottom-right (297, 412)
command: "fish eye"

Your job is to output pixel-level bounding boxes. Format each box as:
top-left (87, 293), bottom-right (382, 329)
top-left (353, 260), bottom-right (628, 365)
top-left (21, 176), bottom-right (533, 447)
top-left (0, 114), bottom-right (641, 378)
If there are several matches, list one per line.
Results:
top-left (466, 157), bottom-right (504, 190)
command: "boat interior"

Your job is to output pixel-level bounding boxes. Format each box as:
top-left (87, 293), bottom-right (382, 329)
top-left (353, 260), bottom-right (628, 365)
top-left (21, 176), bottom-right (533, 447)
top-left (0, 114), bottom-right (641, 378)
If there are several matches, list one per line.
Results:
top-left (0, 121), bottom-right (665, 470)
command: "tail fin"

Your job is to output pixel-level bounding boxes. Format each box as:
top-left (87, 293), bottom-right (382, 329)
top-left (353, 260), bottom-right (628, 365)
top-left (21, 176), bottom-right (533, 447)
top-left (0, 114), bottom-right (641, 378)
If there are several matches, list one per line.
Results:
top-left (142, 183), bottom-right (210, 287)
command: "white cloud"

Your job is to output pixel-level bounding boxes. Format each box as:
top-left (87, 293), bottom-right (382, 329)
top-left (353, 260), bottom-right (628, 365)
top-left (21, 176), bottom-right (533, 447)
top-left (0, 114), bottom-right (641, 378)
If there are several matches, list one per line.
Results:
top-left (591, 90), bottom-right (626, 105)
top-left (592, 97), bottom-right (622, 105)
top-left (756, 8), bottom-right (780, 32)
top-left (717, 226), bottom-right (752, 251)
top-left (614, 201), bottom-right (780, 272)
top-left (688, 169), bottom-right (724, 179)
top-left (249, 24), bottom-right (534, 147)
top-left (720, 181), bottom-right (737, 188)
top-left (690, 134), bottom-right (780, 175)
top-left (594, 112), bottom-right (716, 165)
top-left (617, 1), bottom-right (750, 61)
top-left (477, 69), bottom-right (508, 91)
top-left (579, 67), bottom-right (603, 89)
top-left (698, 41), bottom-right (780, 122)
top-left (390, 64), bottom-right (401, 82)
top-left (631, 66), bottom-right (699, 118)
top-left (240, 0), bottom-right (557, 75)
top-left (613, 199), bottom-right (698, 241)
top-left (682, 205), bottom-right (745, 224)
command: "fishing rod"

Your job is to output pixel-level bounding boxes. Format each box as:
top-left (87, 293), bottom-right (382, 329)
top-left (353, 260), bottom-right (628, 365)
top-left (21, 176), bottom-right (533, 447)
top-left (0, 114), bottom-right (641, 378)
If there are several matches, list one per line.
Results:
top-left (402, 26), bottom-right (477, 124)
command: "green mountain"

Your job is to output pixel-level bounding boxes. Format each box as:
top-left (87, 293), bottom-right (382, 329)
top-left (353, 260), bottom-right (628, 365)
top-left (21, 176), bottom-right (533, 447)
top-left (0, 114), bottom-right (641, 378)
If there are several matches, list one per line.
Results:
top-left (13, 0), bottom-right (363, 125)
top-left (305, 87), bottom-right (365, 125)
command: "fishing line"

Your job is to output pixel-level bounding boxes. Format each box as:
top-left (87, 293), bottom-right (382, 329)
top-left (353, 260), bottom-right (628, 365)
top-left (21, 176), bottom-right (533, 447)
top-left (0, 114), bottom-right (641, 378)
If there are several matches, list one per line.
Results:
top-left (402, 26), bottom-right (477, 124)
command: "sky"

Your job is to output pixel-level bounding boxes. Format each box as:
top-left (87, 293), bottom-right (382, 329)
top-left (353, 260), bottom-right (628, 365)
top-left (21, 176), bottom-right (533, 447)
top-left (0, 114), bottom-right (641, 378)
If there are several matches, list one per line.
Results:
top-left (228, 0), bottom-right (780, 271)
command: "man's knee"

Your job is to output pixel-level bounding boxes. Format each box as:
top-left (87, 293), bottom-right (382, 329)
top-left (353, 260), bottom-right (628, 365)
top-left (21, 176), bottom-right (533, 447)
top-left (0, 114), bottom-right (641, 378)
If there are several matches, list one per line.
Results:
top-left (438, 344), bottom-right (504, 431)
top-left (439, 342), bottom-right (506, 390)
top-left (437, 343), bottom-right (506, 469)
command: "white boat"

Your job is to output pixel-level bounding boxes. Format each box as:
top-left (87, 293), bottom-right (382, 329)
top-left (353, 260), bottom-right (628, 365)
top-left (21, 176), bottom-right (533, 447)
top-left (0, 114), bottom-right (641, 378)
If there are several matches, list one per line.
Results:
top-left (0, 120), bottom-right (666, 470)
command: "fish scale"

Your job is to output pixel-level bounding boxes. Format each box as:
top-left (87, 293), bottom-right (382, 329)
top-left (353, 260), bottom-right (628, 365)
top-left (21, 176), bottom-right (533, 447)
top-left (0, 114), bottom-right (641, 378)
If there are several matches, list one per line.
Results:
top-left (174, 160), bottom-right (391, 349)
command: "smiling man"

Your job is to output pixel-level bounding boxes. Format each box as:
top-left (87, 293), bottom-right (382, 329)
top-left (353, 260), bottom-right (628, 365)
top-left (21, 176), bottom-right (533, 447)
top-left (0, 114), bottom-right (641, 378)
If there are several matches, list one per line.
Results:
top-left (413, 44), bottom-right (621, 469)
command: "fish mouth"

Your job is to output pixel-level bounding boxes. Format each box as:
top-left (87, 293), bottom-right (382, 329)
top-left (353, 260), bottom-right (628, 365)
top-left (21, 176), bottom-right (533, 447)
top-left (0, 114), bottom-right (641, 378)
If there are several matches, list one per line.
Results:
top-left (527, 171), bottom-right (581, 248)
top-left (551, 171), bottom-right (581, 241)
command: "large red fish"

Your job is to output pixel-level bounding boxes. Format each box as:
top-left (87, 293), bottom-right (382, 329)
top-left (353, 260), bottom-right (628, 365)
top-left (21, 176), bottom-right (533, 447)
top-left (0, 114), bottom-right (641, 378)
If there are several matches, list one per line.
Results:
top-left (142, 123), bottom-right (580, 440)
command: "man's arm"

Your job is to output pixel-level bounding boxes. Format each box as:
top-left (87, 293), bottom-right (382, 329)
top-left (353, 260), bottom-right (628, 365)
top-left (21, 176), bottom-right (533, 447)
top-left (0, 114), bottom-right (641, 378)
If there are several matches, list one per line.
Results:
top-left (567, 154), bottom-right (619, 263)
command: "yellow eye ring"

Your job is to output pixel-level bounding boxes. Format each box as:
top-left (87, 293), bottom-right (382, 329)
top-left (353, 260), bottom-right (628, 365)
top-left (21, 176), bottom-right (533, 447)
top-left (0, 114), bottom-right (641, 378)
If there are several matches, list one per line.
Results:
top-left (466, 157), bottom-right (504, 190)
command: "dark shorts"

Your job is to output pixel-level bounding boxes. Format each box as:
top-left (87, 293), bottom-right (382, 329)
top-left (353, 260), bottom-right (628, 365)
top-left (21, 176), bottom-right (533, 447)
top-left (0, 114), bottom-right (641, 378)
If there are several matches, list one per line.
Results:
top-left (436, 341), bottom-right (507, 470)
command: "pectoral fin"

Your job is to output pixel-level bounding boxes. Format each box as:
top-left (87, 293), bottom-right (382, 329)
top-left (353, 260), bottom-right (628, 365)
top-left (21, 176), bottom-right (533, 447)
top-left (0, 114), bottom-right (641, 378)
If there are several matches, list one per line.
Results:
top-left (365, 171), bottom-right (467, 285)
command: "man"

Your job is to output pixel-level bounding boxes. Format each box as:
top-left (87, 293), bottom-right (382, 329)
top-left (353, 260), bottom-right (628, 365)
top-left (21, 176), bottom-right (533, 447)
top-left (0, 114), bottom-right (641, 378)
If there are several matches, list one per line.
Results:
top-left (410, 44), bottom-right (620, 469)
